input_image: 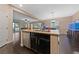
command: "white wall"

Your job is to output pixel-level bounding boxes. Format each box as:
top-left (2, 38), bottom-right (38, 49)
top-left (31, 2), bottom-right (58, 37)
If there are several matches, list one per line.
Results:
top-left (0, 4), bottom-right (13, 47)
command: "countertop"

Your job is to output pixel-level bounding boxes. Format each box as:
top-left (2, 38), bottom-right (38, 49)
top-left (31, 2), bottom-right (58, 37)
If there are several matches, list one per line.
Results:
top-left (21, 29), bottom-right (59, 36)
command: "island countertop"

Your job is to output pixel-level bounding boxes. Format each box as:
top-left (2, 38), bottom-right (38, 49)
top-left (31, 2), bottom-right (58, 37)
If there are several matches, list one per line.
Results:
top-left (21, 29), bottom-right (59, 36)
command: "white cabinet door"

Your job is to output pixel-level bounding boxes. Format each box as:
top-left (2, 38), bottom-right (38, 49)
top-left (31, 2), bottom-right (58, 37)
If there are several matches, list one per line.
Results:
top-left (22, 32), bottom-right (30, 48)
top-left (0, 11), bottom-right (8, 47)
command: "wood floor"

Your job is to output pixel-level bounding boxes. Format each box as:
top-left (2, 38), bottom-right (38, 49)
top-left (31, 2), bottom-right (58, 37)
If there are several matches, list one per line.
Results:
top-left (0, 42), bottom-right (36, 54)
top-left (0, 32), bottom-right (35, 54)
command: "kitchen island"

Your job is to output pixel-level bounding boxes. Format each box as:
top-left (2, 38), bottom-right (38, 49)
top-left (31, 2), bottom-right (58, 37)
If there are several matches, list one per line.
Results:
top-left (20, 29), bottom-right (60, 54)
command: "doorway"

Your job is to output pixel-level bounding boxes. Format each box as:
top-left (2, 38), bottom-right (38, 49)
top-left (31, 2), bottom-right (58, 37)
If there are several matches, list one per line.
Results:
top-left (13, 22), bottom-right (20, 43)
top-left (13, 10), bottom-right (27, 44)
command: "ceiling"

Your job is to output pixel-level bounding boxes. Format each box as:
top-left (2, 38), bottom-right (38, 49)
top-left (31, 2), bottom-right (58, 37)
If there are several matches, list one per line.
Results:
top-left (13, 4), bottom-right (79, 20)
top-left (13, 10), bottom-right (37, 22)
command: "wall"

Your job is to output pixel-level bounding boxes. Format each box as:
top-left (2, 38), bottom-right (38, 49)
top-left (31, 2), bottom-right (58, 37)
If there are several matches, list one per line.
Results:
top-left (72, 11), bottom-right (79, 21)
top-left (0, 4), bottom-right (13, 47)
top-left (7, 5), bottom-right (13, 44)
top-left (56, 16), bottom-right (73, 34)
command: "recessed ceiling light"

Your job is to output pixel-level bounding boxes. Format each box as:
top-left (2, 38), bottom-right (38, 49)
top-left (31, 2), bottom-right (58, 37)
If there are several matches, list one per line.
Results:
top-left (19, 4), bottom-right (23, 7)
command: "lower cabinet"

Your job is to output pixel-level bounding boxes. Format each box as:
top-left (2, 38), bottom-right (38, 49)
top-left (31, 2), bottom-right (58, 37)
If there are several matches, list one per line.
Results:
top-left (22, 32), bottom-right (30, 48)
top-left (30, 33), bottom-right (50, 54)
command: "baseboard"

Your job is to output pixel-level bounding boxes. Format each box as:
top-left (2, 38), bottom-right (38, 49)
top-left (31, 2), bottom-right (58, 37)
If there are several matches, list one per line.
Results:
top-left (0, 39), bottom-right (13, 48)
top-left (6, 39), bottom-right (13, 44)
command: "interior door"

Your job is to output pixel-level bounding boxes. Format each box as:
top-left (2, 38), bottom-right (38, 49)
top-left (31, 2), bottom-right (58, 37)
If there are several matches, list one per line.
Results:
top-left (0, 11), bottom-right (8, 47)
